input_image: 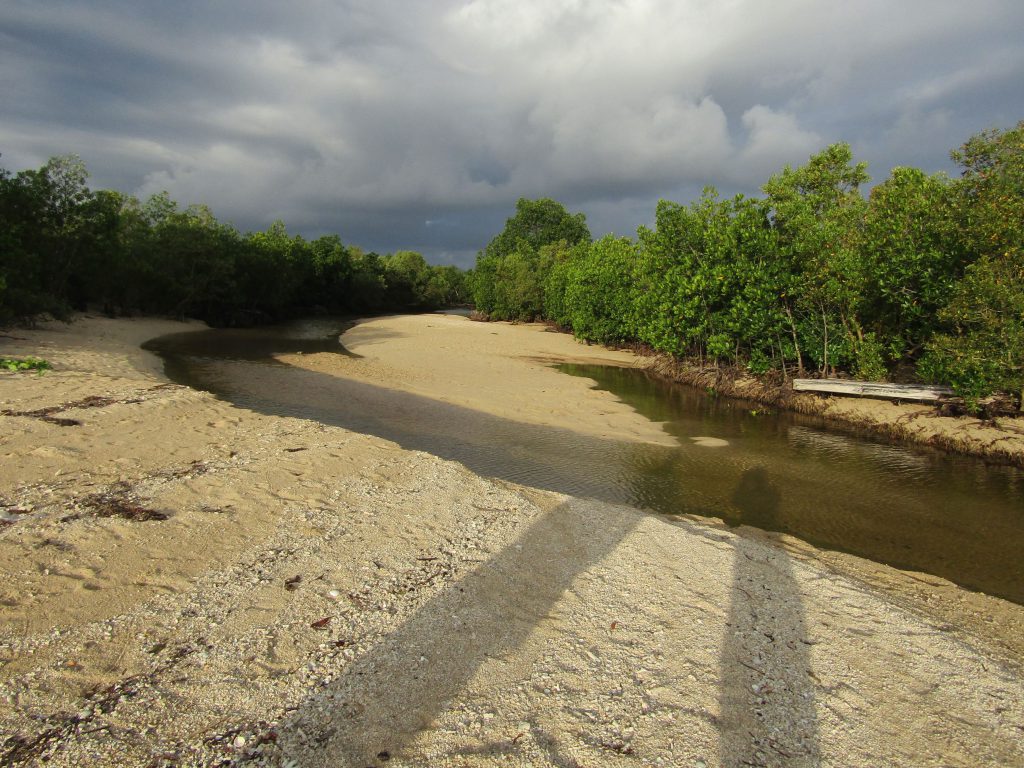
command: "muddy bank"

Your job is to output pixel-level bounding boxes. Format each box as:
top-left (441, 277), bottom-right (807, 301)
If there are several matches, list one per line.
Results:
top-left (0, 315), bottom-right (1022, 767)
top-left (633, 350), bottom-right (1024, 468)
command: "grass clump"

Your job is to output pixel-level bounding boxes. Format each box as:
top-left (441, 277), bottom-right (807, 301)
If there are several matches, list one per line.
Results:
top-left (1, 356), bottom-right (51, 373)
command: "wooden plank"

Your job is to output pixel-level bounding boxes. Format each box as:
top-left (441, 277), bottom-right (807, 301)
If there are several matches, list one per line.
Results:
top-left (793, 378), bottom-right (954, 403)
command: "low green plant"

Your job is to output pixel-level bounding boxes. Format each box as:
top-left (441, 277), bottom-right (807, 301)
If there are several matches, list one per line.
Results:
top-left (1, 356), bottom-right (51, 373)
top-left (853, 332), bottom-right (888, 381)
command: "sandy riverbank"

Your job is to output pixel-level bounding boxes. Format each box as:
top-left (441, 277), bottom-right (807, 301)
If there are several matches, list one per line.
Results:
top-left (281, 313), bottom-right (1024, 467)
top-left (1, 315), bottom-right (1023, 767)
top-left (279, 313), bottom-right (676, 446)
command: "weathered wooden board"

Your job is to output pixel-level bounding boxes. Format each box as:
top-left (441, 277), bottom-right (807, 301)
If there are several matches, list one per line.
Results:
top-left (793, 378), bottom-right (954, 403)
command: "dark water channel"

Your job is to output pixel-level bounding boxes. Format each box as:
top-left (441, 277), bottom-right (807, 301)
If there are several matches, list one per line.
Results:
top-left (144, 317), bottom-right (1024, 605)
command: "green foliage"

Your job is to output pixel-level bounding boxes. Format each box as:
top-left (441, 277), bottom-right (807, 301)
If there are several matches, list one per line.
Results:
top-left (0, 156), bottom-right (467, 326)
top-left (858, 167), bottom-right (963, 362)
top-left (918, 121), bottom-right (1024, 407)
top-left (145, 203), bottom-right (241, 321)
top-left (304, 234), bottom-right (354, 308)
top-left (633, 198), bottom-right (709, 357)
top-left (562, 235), bottom-right (639, 344)
top-left (1, 356), bottom-right (51, 372)
top-left (0, 155), bottom-right (94, 320)
top-left (240, 221), bottom-right (307, 317)
top-left (469, 253), bottom-right (500, 316)
top-left (483, 198), bottom-right (590, 261)
top-left (763, 143), bottom-right (869, 374)
top-left (491, 248), bottom-right (545, 321)
top-left (423, 264), bottom-right (469, 307)
top-left (542, 241), bottom-right (580, 328)
top-left (632, 191), bottom-right (787, 367)
top-left (6, 119), bottom-right (1022, 409)
top-left (472, 198), bottom-right (591, 321)
top-left (920, 253), bottom-right (1024, 409)
top-left (382, 250), bottom-right (432, 308)
top-left (468, 122), bottom-right (1023, 407)
top-left (852, 332), bottom-right (888, 381)
top-left (951, 120), bottom-right (1024, 259)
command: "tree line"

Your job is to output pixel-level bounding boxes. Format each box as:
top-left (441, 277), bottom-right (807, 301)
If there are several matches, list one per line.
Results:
top-left (469, 121), bottom-right (1024, 410)
top-left (0, 156), bottom-right (468, 327)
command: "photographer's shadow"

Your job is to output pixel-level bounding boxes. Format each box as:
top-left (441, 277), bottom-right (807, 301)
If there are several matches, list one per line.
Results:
top-left (719, 467), bottom-right (820, 766)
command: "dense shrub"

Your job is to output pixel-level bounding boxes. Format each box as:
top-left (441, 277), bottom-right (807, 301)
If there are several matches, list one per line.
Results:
top-left (472, 121), bottom-right (1024, 408)
top-left (0, 158), bottom-right (467, 325)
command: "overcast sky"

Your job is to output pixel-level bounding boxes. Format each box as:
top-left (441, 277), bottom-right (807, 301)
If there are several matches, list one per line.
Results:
top-left (2, 1), bottom-right (1022, 266)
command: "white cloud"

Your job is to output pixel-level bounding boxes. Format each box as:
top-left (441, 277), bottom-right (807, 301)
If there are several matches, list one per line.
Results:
top-left (538, 96), bottom-right (732, 187)
top-left (2, 0), bottom-right (1023, 262)
top-left (734, 105), bottom-right (823, 181)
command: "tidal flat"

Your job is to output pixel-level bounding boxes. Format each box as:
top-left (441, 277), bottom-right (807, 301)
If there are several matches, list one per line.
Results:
top-left (1, 314), bottom-right (1022, 767)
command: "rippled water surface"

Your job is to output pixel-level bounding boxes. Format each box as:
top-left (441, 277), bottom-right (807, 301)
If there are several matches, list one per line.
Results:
top-left (145, 318), bottom-right (1024, 604)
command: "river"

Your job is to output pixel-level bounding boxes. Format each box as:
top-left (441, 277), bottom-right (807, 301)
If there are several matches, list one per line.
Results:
top-left (144, 316), bottom-right (1024, 604)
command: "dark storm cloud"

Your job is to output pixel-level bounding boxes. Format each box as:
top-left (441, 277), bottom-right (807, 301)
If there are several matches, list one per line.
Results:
top-left (2, 0), bottom-right (1022, 266)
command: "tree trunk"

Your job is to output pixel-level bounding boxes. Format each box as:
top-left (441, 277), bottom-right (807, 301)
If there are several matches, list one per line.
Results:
top-left (776, 333), bottom-right (788, 383)
top-left (783, 303), bottom-right (804, 376)
top-left (820, 306), bottom-right (829, 376)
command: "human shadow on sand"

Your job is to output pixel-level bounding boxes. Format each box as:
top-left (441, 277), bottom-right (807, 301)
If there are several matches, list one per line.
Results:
top-left (718, 467), bottom-right (820, 766)
top-left (269, 499), bottom-right (644, 766)
top-left (251, 471), bottom-right (819, 767)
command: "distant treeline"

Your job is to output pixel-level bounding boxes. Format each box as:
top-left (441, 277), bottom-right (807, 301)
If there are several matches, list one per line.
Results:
top-left (0, 158), bottom-right (468, 327)
top-left (470, 121), bottom-right (1024, 409)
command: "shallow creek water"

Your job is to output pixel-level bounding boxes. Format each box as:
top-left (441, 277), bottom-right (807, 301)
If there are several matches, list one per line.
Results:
top-left (145, 317), bottom-right (1024, 604)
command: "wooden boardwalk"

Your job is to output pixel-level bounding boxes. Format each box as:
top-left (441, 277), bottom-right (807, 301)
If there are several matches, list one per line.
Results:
top-left (793, 378), bottom-right (954, 403)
